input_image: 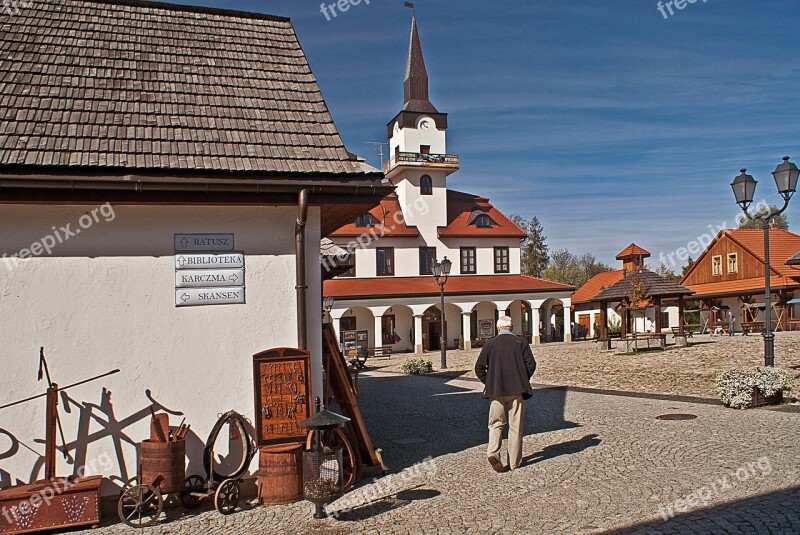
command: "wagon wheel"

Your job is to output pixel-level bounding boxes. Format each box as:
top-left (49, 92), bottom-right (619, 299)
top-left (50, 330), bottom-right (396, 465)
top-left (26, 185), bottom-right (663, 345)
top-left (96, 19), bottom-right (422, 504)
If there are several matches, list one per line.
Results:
top-left (305, 427), bottom-right (362, 491)
top-left (180, 475), bottom-right (206, 509)
top-left (118, 483), bottom-right (163, 528)
top-left (120, 476), bottom-right (138, 493)
top-left (214, 479), bottom-right (240, 515)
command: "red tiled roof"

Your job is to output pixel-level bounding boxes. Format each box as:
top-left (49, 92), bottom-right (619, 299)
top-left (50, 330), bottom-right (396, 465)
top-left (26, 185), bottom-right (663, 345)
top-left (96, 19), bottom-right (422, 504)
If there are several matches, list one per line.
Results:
top-left (324, 274), bottom-right (574, 300)
top-left (727, 229), bottom-right (800, 278)
top-left (571, 270), bottom-right (624, 304)
top-left (616, 244), bottom-right (651, 260)
top-left (328, 194), bottom-right (420, 238)
top-left (437, 190), bottom-right (526, 238)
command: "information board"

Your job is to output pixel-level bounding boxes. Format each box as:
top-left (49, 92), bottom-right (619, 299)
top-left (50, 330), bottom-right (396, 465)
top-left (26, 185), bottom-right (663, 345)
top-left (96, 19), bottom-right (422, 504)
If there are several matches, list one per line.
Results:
top-left (252, 348), bottom-right (311, 446)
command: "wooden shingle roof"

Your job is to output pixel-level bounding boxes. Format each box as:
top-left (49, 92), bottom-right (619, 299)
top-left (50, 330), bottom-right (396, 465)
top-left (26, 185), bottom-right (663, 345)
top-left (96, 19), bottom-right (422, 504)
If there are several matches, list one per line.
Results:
top-left (594, 269), bottom-right (693, 302)
top-left (0, 0), bottom-right (378, 176)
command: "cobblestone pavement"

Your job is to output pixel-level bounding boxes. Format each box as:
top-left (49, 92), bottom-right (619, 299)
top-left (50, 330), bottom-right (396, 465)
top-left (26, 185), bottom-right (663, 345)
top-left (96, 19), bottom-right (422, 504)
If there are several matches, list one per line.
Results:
top-left (80, 369), bottom-right (800, 534)
top-left (374, 331), bottom-right (800, 400)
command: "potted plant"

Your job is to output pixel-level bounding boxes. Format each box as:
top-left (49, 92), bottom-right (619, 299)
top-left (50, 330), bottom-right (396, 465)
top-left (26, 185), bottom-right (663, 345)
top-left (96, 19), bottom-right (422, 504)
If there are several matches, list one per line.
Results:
top-left (716, 367), bottom-right (794, 409)
top-left (400, 358), bottom-right (434, 375)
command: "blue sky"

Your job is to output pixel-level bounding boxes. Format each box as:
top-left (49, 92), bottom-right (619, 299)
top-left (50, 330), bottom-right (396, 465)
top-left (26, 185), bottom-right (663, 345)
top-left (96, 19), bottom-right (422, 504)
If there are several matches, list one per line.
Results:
top-left (183, 0), bottom-right (799, 267)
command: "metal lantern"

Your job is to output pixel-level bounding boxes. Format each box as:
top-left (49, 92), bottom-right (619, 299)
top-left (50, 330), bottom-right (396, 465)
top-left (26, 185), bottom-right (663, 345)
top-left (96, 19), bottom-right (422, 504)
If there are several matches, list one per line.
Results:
top-left (730, 168), bottom-right (757, 211)
top-left (773, 156), bottom-right (800, 201)
top-left (299, 398), bottom-right (351, 519)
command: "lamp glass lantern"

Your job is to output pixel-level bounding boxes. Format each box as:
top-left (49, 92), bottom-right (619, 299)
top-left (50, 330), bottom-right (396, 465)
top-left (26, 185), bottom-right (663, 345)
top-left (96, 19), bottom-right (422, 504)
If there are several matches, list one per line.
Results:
top-left (440, 256), bottom-right (452, 276)
top-left (773, 156), bottom-right (800, 201)
top-left (323, 296), bottom-right (334, 314)
top-left (730, 168), bottom-right (757, 211)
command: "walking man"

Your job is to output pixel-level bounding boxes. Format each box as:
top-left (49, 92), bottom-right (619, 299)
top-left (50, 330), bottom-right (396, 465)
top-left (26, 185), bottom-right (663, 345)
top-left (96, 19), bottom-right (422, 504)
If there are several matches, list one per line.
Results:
top-left (727, 311), bottom-right (735, 336)
top-left (475, 316), bottom-right (537, 472)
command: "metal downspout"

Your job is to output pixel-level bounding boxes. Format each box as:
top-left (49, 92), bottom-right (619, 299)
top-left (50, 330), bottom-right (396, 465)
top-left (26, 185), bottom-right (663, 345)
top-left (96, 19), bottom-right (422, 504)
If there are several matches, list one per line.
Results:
top-left (295, 189), bottom-right (310, 349)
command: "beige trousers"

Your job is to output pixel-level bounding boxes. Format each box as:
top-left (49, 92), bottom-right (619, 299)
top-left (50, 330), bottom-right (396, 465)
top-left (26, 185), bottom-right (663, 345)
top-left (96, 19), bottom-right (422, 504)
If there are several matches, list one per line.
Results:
top-left (487, 394), bottom-right (525, 469)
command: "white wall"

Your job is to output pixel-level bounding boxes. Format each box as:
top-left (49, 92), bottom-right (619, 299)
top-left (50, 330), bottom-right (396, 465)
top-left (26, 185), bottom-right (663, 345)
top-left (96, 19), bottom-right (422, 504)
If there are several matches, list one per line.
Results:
top-left (0, 204), bottom-right (322, 496)
top-left (389, 116), bottom-right (446, 155)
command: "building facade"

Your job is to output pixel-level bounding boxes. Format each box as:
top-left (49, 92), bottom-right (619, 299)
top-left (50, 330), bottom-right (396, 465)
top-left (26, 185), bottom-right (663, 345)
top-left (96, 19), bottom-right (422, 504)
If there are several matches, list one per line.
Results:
top-left (324, 16), bottom-right (574, 353)
top-left (681, 228), bottom-right (800, 332)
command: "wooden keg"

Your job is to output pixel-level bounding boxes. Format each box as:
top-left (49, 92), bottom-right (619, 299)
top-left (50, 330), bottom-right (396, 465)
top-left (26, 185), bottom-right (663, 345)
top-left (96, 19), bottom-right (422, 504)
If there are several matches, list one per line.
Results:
top-left (258, 443), bottom-right (304, 505)
top-left (139, 439), bottom-right (186, 494)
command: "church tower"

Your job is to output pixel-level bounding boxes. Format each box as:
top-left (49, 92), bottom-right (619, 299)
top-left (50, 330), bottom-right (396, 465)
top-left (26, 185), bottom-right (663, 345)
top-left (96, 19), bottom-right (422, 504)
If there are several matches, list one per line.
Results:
top-left (384, 14), bottom-right (459, 236)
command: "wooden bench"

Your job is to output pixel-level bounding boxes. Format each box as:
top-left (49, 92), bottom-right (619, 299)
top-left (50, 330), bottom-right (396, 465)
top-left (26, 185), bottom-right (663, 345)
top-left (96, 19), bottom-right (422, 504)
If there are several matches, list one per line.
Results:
top-left (348, 345), bottom-right (392, 370)
top-left (368, 345), bottom-right (393, 359)
top-left (622, 333), bottom-right (667, 352)
top-left (671, 327), bottom-right (694, 338)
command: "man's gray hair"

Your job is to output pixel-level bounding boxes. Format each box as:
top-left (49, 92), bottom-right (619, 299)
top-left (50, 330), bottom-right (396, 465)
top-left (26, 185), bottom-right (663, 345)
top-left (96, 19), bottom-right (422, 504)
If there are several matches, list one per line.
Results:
top-left (496, 316), bottom-right (513, 331)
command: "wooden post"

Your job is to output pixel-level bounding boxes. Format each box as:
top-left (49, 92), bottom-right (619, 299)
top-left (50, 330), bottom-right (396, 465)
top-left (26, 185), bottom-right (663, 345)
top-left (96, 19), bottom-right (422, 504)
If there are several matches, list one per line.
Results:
top-left (600, 300), bottom-right (609, 350)
top-left (45, 384), bottom-right (58, 481)
top-left (654, 298), bottom-right (662, 332)
top-left (678, 296), bottom-right (685, 336)
top-left (620, 304), bottom-right (628, 339)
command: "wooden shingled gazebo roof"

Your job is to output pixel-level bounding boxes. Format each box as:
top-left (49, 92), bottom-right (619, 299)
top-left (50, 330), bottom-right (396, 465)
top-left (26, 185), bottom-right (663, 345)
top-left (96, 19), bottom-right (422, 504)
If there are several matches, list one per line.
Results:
top-left (594, 269), bottom-right (694, 303)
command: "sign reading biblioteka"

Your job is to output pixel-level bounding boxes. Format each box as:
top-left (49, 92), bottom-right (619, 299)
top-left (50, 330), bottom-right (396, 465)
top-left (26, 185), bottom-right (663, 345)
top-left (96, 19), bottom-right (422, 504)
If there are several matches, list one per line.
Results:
top-left (174, 234), bottom-right (245, 307)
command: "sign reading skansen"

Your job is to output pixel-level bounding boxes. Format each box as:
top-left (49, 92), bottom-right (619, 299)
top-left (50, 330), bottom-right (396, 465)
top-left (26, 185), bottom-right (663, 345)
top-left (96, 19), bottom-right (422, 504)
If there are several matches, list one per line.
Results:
top-left (174, 234), bottom-right (246, 307)
top-left (175, 287), bottom-right (245, 306)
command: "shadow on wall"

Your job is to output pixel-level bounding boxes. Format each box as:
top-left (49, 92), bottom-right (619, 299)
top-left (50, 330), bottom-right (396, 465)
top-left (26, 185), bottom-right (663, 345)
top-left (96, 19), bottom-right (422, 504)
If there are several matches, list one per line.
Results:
top-left (1, 387), bottom-right (188, 494)
top-left (358, 373), bottom-right (580, 473)
top-left (1, 385), bottom-right (259, 495)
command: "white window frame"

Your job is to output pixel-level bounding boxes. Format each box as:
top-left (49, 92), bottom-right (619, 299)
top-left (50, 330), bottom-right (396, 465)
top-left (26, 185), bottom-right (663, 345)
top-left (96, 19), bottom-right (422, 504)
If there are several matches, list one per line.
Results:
top-left (727, 253), bottom-right (738, 274)
top-left (712, 255), bottom-right (723, 276)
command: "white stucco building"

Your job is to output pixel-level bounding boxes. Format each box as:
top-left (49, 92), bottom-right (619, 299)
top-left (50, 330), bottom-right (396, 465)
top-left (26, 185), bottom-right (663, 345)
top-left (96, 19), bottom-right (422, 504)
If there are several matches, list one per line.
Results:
top-left (323, 16), bottom-right (574, 353)
top-left (0, 0), bottom-right (389, 497)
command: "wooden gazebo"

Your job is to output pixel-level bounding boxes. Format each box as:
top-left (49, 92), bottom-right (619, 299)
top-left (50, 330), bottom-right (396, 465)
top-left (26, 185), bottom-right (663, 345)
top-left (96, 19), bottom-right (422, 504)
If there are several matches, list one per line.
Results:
top-left (595, 269), bottom-right (694, 349)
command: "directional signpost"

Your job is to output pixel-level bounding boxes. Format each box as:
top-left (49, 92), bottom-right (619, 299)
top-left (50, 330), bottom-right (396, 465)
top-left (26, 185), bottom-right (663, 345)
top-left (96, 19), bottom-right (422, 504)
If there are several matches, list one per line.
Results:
top-left (174, 234), bottom-right (245, 307)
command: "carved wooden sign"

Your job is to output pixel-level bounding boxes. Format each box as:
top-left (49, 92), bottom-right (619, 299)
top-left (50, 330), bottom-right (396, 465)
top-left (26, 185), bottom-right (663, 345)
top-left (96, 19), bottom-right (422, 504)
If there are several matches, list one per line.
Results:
top-left (252, 348), bottom-right (311, 446)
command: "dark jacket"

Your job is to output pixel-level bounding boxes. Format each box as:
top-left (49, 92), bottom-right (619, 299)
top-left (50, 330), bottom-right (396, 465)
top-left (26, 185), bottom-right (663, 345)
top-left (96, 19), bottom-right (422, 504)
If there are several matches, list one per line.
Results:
top-left (475, 333), bottom-right (537, 399)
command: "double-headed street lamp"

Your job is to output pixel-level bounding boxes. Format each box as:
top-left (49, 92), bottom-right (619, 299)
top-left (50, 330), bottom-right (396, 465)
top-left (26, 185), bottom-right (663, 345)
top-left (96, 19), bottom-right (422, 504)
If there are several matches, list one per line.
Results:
top-left (431, 256), bottom-right (452, 369)
top-left (730, 156), bottom-right (800, 367)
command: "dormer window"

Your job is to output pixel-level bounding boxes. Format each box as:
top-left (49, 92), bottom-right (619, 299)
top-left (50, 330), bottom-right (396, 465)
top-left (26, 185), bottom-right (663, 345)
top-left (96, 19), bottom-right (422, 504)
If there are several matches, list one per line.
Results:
top-left (355, 214), bottom-right (376, 227)
top-left (420, 174), bottom-right (432, 196)
top-left (468, 209), bottom-right (494, 228)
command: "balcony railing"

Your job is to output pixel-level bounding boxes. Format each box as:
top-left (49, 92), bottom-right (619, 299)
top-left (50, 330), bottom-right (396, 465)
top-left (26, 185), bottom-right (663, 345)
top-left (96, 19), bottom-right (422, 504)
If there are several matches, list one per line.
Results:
top-left (382, 152), bottom-right (459, 172)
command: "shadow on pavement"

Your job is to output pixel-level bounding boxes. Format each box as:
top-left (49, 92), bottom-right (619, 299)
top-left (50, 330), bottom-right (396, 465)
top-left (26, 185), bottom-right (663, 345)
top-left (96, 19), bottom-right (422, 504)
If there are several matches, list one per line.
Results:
top-left (606, 485), bottom-right (800, 534)
top-left (358, 373), bottom-right (579, 472)
top-left (522, 433), bottom-right (601, 467)
top-left (332, 487), bottom-right (441, 522)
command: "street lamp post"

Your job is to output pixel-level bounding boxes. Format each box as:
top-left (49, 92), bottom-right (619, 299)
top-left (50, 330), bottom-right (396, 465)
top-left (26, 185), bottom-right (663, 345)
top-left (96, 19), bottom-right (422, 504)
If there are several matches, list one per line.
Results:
top-left (432, 256), bottom-right (452, 369)
top-left (731, 156), bottom-right (800, 367)
top-left (323, 296), bottom-right (334, 323)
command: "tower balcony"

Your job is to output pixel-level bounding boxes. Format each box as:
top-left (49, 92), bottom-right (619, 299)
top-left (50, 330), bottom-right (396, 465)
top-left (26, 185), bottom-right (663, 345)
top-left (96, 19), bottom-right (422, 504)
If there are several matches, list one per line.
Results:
top-left (382, 151), bottom-right (459, 174)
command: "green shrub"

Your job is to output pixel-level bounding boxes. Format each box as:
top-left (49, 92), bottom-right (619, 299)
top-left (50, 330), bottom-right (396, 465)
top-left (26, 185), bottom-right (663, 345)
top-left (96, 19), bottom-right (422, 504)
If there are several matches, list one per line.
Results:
top-left (401, 358), bottom-right (433, 375)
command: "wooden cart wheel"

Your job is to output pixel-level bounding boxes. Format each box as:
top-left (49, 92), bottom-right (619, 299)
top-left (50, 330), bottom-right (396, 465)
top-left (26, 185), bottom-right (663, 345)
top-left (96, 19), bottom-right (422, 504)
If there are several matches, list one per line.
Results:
top-left (306, 427), bottom-right (362, 491)
top-left (118, 483), bottom-right (163, 528)
top-left (214, 479), bottom-right (240, 515)
top-left (180, 475), bottom-right (206, 509)
top-left (120, 476), bottom-right (138, 493)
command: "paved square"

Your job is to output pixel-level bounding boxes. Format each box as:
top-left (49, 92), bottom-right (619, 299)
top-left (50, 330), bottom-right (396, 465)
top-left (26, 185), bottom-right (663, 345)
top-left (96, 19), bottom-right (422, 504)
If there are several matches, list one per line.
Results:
top-left (81, 363), bottom-right (799, 534)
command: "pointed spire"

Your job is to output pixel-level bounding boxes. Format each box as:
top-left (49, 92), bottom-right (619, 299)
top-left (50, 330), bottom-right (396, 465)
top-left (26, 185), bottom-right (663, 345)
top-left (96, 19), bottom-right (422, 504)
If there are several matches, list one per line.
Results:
top-left (403, 14), bottom-right (438, 114)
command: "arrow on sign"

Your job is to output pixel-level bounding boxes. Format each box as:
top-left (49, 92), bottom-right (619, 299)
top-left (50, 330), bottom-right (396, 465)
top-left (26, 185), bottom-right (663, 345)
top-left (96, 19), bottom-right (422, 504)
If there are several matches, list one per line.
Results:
top-left (229, 274), bottom-right (238, 282)
top-left (176, 256), bottom-right (186, 267)
top-left (180, 237), bottom-right (189, 247)
top-left (180, 293), bottom-right (190, 302)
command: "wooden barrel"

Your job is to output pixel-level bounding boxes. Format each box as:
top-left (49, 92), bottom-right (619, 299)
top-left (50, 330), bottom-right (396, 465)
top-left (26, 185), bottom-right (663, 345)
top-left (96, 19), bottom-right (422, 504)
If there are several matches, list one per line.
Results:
top-left (139, 439), bottom-right (186, 494)
top-left (258, 443), bottom-right (303, 505)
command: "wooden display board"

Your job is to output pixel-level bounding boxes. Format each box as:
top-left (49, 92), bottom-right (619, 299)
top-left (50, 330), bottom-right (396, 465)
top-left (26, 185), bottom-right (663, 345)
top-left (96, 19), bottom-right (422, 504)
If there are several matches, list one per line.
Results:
top-left (252, 348), bottom-right (311, 446)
